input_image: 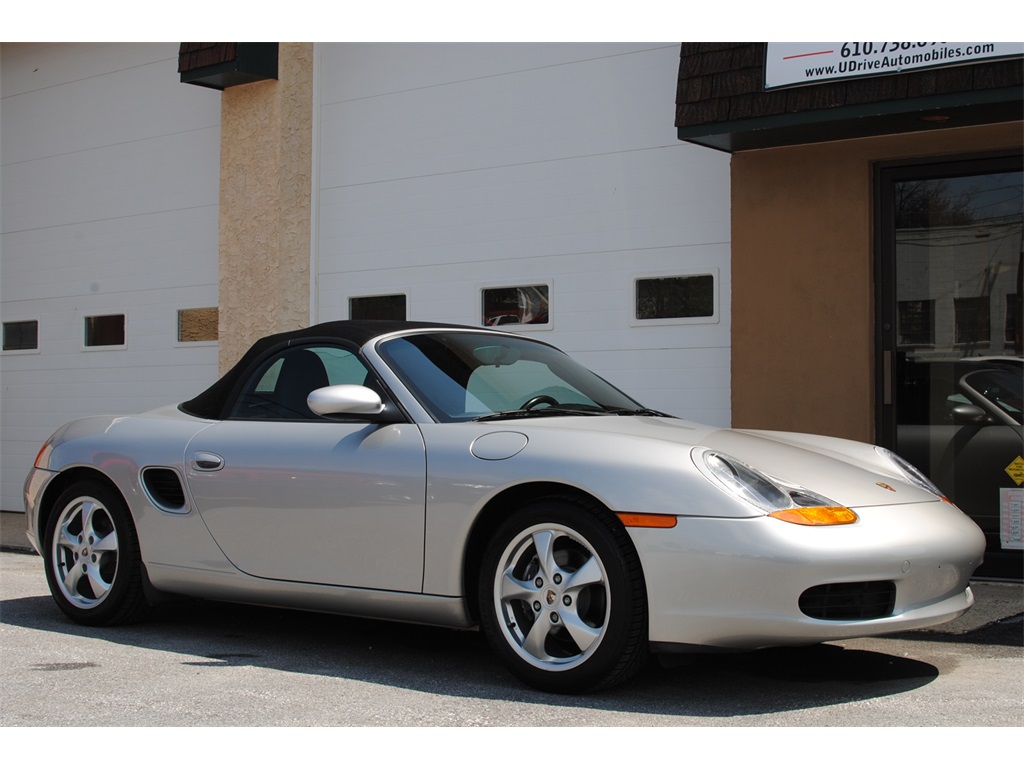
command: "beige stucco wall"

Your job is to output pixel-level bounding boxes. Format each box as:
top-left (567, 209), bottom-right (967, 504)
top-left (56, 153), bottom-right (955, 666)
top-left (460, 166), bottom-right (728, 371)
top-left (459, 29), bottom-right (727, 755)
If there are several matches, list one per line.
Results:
top-left (731, 121), bottom-right (1023, 442)
top-left (217, 43), bottom-right (314, 373)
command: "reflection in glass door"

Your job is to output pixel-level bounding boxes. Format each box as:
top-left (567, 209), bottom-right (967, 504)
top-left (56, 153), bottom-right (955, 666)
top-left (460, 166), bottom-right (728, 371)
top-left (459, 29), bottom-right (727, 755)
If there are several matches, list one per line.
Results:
top-left (877, 157), bottom-right (1023, 578)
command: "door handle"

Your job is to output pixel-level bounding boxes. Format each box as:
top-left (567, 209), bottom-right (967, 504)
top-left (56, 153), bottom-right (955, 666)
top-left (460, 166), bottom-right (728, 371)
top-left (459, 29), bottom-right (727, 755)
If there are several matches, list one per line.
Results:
top-left (882, 350), bottom-right (893, 406)
top-left (191, 451), bottom-right (224, 471)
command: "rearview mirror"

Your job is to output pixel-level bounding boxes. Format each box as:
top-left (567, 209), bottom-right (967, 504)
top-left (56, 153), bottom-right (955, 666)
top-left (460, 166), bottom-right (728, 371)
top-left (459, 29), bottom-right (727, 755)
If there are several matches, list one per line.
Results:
top-left (473, 344), bottom-right (522, 366)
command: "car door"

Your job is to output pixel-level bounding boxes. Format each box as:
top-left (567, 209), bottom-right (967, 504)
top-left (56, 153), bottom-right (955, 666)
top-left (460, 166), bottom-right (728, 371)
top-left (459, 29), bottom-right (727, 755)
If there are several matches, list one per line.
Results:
top-left (182, 344), bottom-right (426, 592)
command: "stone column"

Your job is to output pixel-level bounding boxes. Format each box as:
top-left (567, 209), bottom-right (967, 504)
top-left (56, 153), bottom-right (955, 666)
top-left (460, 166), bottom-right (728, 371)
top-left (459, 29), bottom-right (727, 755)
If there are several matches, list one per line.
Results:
top-left (217, 43), bottom-right (313, 373)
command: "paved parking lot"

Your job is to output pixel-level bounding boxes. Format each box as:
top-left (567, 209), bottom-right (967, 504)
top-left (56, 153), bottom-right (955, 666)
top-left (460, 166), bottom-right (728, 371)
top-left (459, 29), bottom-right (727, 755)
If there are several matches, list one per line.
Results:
top-left (2, 545), bottom-right (1020, 732)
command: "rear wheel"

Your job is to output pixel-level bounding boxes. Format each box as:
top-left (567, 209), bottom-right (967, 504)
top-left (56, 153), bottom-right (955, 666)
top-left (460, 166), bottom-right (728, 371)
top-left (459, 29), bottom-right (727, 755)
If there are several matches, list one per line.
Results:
top-left (478, 498), bottom-right (648, 692)
top-left (43, 482), bottom-right (150, 626)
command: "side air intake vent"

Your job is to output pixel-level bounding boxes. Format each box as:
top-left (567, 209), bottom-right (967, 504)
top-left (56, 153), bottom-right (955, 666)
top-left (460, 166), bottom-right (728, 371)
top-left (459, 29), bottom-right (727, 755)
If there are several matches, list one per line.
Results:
top-left (799, 581), bottom-right (896, 620)
top-left (141, 468), bottom-right (187, 512)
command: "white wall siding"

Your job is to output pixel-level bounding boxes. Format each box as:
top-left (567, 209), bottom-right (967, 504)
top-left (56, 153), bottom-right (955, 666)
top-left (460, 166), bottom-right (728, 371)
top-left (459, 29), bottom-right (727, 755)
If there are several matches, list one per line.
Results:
top-left (0, 42), bottom-right (733, 510)
top-left (315, 43), bottom-right (731, 421)
top-left (0, 43), bottom-right (222, 511)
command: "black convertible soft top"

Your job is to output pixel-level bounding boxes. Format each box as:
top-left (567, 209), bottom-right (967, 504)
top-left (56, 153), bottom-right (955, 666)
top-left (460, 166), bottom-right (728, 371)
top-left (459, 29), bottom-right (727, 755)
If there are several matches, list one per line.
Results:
top-left (180, 319), bottom-right (478, 420)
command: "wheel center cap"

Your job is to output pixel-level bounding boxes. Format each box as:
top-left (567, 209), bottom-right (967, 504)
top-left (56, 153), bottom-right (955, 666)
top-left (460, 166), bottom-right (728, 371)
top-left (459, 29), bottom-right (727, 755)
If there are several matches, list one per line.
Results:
top-left (545, 588), bottom-right (557, 606)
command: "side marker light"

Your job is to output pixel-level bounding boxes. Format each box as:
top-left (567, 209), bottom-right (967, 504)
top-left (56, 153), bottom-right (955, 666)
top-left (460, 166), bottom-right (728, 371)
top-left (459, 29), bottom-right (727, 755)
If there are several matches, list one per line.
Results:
top-left (616, 512), bottom-right (678, 529)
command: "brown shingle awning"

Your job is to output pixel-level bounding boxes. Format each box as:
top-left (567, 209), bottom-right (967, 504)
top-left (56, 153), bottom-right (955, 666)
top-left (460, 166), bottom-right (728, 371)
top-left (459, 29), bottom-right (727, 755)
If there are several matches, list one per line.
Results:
top-left (178, 43), bottom-right (278, 90)
top-left (676, 43), bottom-right (1023, 152)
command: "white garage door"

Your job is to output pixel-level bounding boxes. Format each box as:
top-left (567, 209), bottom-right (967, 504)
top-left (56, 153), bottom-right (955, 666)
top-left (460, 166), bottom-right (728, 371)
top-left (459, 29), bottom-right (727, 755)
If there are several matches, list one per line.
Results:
top-left (314, 43), bottom-right (732, 423)
top-left (0, 43), bottom-right (222, 511)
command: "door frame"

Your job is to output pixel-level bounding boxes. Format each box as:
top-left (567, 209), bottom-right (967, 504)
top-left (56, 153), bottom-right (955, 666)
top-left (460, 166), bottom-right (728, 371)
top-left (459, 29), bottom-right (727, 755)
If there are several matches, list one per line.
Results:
top-left (873, 151), bottom-right (1023, 451)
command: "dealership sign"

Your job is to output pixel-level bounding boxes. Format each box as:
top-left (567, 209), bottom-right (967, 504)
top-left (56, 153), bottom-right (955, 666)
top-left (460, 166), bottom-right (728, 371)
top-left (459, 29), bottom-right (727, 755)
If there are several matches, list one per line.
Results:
top-left (765, 43), bottom-right (1024, 90)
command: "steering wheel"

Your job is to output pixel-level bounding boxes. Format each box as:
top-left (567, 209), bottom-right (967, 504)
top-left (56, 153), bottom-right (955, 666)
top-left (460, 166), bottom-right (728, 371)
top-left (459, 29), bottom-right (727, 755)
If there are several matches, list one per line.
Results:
top-left (520, 395), bottom-right (559, 411)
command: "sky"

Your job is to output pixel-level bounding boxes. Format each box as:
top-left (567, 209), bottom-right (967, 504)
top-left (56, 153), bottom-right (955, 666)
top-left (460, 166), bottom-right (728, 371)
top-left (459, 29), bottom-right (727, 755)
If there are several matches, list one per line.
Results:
top-left (4, 3), bottom-right (1009, 44)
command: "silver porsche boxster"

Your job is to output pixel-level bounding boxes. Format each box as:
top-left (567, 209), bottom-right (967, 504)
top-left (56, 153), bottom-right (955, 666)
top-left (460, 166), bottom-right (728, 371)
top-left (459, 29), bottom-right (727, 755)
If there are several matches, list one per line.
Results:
top-left (24, 321), bottom-right (987, 692)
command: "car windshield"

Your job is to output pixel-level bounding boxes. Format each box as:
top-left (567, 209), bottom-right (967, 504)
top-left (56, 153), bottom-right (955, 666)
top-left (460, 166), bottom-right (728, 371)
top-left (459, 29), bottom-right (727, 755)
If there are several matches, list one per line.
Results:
top-left (377, 332), bottom-right (646, 422)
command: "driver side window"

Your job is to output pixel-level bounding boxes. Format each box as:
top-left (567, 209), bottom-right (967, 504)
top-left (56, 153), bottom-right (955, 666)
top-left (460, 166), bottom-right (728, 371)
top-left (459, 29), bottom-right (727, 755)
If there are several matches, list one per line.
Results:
top-left (231, 345), bottom-right (371, 420)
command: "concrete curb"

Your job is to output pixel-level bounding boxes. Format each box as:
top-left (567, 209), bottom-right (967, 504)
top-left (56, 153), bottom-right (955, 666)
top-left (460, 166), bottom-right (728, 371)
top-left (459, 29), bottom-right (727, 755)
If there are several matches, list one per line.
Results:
top-left (1, 512), bottom-right (32, 553)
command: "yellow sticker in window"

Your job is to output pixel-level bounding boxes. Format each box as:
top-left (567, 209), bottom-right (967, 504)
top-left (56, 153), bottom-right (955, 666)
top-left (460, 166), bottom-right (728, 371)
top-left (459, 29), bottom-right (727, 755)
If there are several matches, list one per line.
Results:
top-left (1006, 456), bottom-right (1024, 486)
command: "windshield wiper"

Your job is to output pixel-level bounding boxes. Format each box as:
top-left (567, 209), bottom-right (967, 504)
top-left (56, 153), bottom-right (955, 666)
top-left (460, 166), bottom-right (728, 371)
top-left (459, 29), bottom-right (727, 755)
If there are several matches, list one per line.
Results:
top-left (473, 405), bottom-right (674, 422)
top-left (601, 407), bottom-right (675, 418)
top-left (473, 407), bottom-right (607, 422)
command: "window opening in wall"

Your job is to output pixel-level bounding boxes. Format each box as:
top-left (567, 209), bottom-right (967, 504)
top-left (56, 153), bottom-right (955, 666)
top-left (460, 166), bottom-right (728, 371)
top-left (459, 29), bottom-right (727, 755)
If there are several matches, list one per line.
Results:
top-left (897, 299), bottom-right (935, 346)
top-left (482, 285), bottom-right (549, 326)
top-left (177, 308), bottom-right (219, 342)
top-left (84, 314), bottom-right (125, 347)
top-left (954, 297), bottom-right (991, 344)
top-left (2, 320), bottom-right (38, 351)
top-left (635, 274), bottom-right (715, 320)
top-left (349, 294), bottom-right (407, 321)
top-left (1007, 295), bottom-right (1021, 345)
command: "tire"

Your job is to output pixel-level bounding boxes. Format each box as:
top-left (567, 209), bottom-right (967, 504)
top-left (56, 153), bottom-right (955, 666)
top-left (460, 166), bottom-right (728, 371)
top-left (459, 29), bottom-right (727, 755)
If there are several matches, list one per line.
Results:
top-left (478, 497), bottom-right (648, 693)
top-left (43, 482), bottom-right (150, 626)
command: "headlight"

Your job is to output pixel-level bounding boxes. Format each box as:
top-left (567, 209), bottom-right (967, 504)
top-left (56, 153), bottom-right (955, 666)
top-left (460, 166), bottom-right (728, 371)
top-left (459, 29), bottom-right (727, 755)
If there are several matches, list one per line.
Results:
top-left (696, 449), bottom-right (858, 526)
top-left (701, 451), bottom-right (791, 511)
top-left (875, 447), bottom-right (945, 498)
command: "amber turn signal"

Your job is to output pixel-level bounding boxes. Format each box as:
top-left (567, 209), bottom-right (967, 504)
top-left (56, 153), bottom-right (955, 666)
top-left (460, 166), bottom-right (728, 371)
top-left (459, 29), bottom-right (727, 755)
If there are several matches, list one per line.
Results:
top-left (768, 507), bottom-right (858, 526)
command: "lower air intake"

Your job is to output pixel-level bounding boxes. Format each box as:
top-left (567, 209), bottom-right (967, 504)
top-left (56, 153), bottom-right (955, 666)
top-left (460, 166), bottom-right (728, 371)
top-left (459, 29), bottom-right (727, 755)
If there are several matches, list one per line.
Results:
top-left (799, 580), bottom-right (896, 620)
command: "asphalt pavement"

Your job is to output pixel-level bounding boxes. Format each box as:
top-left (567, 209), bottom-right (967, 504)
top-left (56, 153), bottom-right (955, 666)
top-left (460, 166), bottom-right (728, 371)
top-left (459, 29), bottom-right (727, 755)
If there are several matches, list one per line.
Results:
top-left (2, 507), bottom-right (1021, 734)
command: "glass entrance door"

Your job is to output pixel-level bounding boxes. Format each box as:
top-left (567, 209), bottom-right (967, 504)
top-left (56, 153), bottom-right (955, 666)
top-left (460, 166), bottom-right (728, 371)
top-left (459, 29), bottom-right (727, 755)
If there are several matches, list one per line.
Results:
top-left (877, 156), bottom-right (1023, 578)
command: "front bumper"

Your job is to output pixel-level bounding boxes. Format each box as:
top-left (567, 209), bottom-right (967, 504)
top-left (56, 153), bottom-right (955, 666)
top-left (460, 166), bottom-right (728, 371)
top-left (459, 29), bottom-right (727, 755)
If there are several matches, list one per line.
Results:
top-left (630, 499), bottom-right (986, 650)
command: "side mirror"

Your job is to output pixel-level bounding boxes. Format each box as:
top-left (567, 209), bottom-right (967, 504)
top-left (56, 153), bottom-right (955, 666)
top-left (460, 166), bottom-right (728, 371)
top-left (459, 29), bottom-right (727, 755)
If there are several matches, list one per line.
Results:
top-left (307, 385), bottom-right (402, 422)
top-left (950, 403), bottom-right (991, 425)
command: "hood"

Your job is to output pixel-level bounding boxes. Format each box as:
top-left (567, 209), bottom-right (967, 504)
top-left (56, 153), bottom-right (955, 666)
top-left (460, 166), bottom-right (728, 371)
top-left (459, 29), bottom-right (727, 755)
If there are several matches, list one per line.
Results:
top-left (512, 415), bottom-right (936, 509)
top-left (699, 428), bottom-right (937, 508)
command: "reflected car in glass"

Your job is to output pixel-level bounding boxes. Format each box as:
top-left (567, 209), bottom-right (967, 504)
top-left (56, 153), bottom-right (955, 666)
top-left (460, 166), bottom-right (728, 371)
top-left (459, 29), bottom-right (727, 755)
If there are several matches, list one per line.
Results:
top-left (25, 321), bottom-right (987, 692)
top-left (895, 356), bottom-right (1022, 577)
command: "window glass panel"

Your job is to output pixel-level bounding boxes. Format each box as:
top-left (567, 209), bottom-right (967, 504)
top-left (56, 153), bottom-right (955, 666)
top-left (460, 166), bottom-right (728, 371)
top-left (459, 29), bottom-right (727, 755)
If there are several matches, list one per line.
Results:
top-left (3, 320), bottom-right (38, 351)
top-left (482, 285), bottom-right (549, 326)
top-left (84, 314), bottom-right (125, 347)
top-left (177, 308), bottom-right (219, 342)
top-left (468, 361), bottom-right (599, 413)
top-left (316, 346), bottom-right (371, 385)
top-left (350, 294), bottom-right (406, 321)
top-left (378, 332), bottom-right (641, 422)
top-left (897, 299), bottom-right (935, 346)
top-left (232, 345), bottom-right (371, 420)
top-left (635, 275), bottom-right (714, 320)
top-left (893, 171), bottom-right (1021, 357)
top-left (954, 297), bottom-right (991, 344)
top-left (1007, 294), bottom-right (1021, 346)
top-left (254, 359), bottom-right (284, 393)
top-left (885, 161), bottom-right (1023, 577)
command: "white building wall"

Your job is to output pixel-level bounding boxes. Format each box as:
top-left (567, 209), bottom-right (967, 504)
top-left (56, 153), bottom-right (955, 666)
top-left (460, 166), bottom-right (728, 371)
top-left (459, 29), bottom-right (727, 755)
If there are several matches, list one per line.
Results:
top-left (0, 42), bottom-right (733, 510)
top-left (314, 43), bottom-right (731, 422)
top-left (0, 43), bottom-right (222, 510)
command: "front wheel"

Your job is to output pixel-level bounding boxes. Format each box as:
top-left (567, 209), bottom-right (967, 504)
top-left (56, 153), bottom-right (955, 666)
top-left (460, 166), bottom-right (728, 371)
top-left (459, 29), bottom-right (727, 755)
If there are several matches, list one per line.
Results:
top-left (43, 481), bottom-right (150, 626)
top-left (478, 498), bottom-right (648, 693)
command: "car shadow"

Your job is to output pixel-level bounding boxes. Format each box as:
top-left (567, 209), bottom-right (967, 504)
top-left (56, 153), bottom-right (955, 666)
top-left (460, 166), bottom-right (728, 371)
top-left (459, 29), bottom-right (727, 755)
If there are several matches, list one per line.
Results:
top-left (4, 589), bottom-right (994, 718)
